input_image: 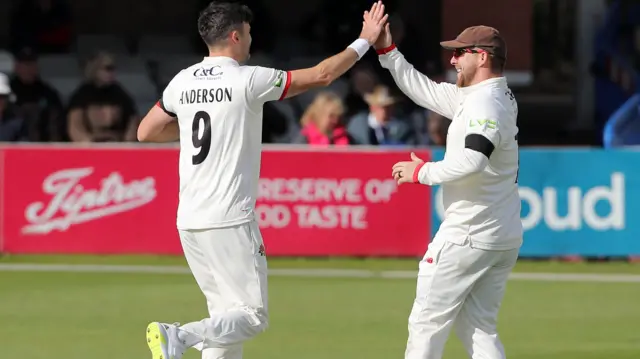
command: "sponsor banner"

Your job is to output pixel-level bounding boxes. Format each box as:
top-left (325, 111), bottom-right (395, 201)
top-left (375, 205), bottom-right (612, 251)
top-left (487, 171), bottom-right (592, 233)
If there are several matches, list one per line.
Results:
top-left (0, 148), bottom-right (4, 251)
top-left (0, 147), bottom-right (431, 257)
top-left (257, 149), bottom-right (431, 256)
top-left (431, 148), bottom-right (640, 257)
top-left (430, 149), bottom-right (445, 239)
top-left (1, 147), bottom-right (181, 255)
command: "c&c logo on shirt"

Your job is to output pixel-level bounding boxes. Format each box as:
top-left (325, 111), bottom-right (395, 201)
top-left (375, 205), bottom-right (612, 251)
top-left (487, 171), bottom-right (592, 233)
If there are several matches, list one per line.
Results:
top-left (193, 66), bottom-right (223, 78)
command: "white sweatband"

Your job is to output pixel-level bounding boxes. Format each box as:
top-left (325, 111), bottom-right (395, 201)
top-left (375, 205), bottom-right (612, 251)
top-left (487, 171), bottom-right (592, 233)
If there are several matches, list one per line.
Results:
top-left (348, 38), bottom-right (370, 60)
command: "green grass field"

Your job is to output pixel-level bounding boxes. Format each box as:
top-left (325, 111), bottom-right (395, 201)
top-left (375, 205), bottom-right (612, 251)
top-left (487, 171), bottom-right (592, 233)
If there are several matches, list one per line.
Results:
top-left (1, 255), bottom-right (639, 359)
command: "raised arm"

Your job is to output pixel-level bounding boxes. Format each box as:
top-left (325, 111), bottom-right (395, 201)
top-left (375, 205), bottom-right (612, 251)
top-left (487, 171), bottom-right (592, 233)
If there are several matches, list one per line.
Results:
top-left (283, 48), bottom-right (362, 99)
top-left (374, 23), bottom-right (460, 119)
top-left (247, 1), bottom-right (389, 104)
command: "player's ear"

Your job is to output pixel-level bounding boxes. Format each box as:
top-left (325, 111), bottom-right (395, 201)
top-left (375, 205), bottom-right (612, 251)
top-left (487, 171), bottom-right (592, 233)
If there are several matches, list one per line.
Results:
top-left (479, 52), bottom-right (489, 67)
top-left (230, 23), bottom-right (249, 44)
top-left (230, 30), bottom-right (241, 44)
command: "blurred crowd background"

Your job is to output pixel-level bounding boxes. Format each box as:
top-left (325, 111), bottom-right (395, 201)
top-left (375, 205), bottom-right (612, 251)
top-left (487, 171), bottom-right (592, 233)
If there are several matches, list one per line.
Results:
top-left (0, 0), bottom-right (637, 148)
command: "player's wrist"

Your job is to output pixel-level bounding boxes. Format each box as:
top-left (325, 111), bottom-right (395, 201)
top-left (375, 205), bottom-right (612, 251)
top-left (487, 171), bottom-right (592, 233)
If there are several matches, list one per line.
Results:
top-left (375, 43), bottom-right (396, 55)
top-left (412, 162), bottom-right (426, 184)
top-left (348, 38), bottom-right (371, 60)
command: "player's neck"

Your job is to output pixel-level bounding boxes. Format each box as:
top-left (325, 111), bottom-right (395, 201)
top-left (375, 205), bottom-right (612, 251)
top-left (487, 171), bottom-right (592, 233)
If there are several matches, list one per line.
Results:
top-left (207, 48), bottom-right (242, 63)
top-left (465, 71), bottom-right (504, 88)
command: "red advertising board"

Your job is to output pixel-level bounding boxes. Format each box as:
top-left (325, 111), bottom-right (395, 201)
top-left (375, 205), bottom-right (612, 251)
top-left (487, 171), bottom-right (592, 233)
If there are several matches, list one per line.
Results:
top-left (0, 146), bottom-right (431, 257)
top-left (0, 148), bottom-right (5, 252)
top-left (2, 146), bottom-right (182, 255)
top-left (258, 149), bottom-right (431, 256)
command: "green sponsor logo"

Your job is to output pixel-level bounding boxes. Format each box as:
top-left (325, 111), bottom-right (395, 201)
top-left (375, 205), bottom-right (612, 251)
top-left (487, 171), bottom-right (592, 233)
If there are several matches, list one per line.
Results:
top-left (469, 119), bottom-right (497, 129)
top-left (274, 71), bottom-right (284, 87)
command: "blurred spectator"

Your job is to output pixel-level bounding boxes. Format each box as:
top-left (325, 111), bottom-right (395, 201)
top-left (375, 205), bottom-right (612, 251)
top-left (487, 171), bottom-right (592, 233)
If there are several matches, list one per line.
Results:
top-left (426, 111), bottom-right (450, 146)
top-left (411, 109), bottom-right (451, 146)
top-left (344, 63), bottom-right (379, 118)
top-left (293, 92), bottom-right (353, 146)
top-left (603, 93), bottom-right (640, 147)
top-left (10, 48), bottom-right (65, 142)
top-left (347, 85), bottom-right (416, 146)
top-left (67, 52), bottom-right (138, 143)
top-left (592, 0), bottom-right (640, 138)
top-left (10, 0), bottom-right (73, 54)
top-left (0, 74), bottom-right (27, 142)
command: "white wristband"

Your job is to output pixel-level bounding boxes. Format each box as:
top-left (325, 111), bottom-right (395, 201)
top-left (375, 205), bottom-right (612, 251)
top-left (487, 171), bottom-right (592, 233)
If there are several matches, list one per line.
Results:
top-left (348, 38), bottom-right (370, 60)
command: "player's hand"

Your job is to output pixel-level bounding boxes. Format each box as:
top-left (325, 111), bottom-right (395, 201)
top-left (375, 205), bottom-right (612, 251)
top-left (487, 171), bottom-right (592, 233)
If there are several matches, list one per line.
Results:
top-left (373, 21), bottom-right (393, 50)
top-left (392, 152), bottom-right (425, 185)
top-left (359, 1), bottom-right (389, 46)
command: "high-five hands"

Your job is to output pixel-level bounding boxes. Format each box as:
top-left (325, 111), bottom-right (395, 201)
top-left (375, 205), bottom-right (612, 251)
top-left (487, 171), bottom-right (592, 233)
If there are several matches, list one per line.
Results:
top-left (359, 1), bottom-right (389, 46)
top-left (372, 15), bottom-right (393, 50)
top-left (392, 152), bottom-right (425, 185)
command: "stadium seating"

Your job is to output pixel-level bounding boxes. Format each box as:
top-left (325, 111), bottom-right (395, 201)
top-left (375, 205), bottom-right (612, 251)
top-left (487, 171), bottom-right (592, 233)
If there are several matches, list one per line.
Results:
top-left (138, 35), bottom-right (192, 57)
top-left (76, 34), bottom-right (130, 56)
top-left (117, 73), bottom-right (158, 102)
top-left (47, 76), bottom-right (82, 103)
top-left (151, 54), bottom-right (201, 88)
top-left (38, 54), bottom-right (82, 78)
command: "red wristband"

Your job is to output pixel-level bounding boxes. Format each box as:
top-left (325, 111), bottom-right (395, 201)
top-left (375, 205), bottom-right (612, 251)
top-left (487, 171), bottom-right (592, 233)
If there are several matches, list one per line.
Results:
top-left (412, 162), bottom-right (426, 183)
top-left (376, 43), bottom-right (397, 55)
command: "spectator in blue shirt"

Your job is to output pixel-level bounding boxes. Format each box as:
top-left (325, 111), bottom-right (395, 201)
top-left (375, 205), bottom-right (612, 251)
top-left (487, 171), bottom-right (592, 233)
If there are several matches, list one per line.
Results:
top-left (347, 85), bottom-right (416, 146)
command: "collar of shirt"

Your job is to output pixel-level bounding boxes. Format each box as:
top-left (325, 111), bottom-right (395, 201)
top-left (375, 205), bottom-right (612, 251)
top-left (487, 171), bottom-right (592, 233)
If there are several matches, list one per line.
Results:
top-left (368, 113), bottom-right (389, 143)
top-left (459, 76), bottom-right (507, 95)
top-left (368, 113), bottom-right (383, 129)
top-left (201, 56), bottom-right (239, 66)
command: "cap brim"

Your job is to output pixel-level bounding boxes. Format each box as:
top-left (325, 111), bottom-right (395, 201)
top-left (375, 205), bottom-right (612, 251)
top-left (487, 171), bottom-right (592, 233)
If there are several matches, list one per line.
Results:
top-left (440, 40), bottom-right (470, 50)
top-left (364, 97), bottom-right (397, 107)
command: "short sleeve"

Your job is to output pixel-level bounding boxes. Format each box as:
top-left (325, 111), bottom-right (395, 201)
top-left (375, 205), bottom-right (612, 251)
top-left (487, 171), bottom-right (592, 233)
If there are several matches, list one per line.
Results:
top-left (67, 84), bottom-right (91, 110)
top-left (463, 95), bottom-right (502, 158)
top-left (247, 66), bottom-right (291, 104)
top-left (156, 75), bottom-right (179, 118)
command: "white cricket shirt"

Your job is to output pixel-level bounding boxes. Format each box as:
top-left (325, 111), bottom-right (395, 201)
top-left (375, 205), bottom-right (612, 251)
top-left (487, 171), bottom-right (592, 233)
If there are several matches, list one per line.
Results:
top-left (157, 57), bottom-right (291, 230)
top-left (379, 45), bottom-right (523, 250)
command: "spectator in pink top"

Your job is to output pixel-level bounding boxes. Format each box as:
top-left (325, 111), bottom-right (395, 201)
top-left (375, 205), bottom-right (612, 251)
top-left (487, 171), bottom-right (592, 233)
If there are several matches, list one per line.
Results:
top-left (294, 92), bottom-right (354, 146)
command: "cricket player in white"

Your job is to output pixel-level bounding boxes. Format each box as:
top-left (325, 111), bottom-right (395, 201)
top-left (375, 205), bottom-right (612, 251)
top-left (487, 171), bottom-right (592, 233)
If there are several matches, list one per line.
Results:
top-left (136, 2), bottom-right (389, 359)
top-left (386, 25), bottom-right (523, 359)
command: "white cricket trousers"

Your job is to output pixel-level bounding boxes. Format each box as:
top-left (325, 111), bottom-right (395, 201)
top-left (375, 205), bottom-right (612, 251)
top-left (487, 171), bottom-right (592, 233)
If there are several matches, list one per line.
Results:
top-left (176, 220), bottom-right (268, 359)
top-left (405, 239), bottom-right (520, 359)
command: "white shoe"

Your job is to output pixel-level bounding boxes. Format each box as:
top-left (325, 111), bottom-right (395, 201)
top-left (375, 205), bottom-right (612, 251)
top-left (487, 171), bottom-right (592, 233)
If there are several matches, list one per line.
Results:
top-left (146, 322), bottom-right (187, 359)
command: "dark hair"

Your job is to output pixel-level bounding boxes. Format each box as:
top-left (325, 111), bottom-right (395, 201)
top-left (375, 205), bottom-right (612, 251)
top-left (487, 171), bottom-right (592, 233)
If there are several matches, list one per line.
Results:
top-left (490, 55), bottom-right (506, 73)
top-left (197, 1), bottom-right (253, 47)
top-left (476, 46), bottom-right (506, 74)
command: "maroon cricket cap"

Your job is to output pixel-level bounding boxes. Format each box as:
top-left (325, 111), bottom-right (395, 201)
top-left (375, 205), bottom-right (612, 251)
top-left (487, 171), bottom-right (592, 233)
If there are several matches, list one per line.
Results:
top-left (440, 25), bottom-right (507, 59)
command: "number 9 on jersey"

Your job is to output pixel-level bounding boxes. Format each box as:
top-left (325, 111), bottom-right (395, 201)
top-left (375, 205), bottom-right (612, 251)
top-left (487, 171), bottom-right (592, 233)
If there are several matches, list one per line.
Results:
top-left (192, 111), bottom-right (212, 165)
